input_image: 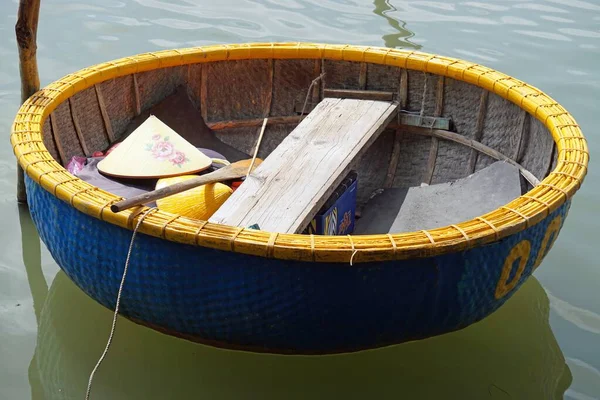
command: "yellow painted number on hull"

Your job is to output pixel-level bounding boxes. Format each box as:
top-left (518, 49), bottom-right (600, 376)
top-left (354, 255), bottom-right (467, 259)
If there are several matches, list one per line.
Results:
top-left (495, 215), bottom-right (563, 299)
top-left (495, 240), bottom-right (531, 300)
top-left (534, 216), bottom-right (562, 271)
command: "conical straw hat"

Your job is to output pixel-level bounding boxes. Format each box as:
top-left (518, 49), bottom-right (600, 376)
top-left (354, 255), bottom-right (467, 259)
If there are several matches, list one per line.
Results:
top-left (98, 115), bottom-right (212, 179)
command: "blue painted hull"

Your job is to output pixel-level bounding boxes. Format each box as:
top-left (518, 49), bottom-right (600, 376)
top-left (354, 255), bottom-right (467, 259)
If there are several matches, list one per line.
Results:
top-left (27, 177), bottom-right (569, 354)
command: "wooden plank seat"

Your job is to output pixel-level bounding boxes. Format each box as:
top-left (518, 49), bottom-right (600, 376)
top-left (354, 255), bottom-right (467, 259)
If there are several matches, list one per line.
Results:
top-left (209, 97), bottom-right (400, 233)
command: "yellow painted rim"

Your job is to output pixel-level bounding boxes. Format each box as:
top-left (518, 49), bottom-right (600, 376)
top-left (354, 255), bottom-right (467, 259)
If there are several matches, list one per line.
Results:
top-left (11, 42), bottom-right (589, 263)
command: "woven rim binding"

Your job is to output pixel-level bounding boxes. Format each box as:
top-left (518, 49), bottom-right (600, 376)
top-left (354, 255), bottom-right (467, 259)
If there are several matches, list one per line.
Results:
top-left (11, 42), bottom-right (589, 263)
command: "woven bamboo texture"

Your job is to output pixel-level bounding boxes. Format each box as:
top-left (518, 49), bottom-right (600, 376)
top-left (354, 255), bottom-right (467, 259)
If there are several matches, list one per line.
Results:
top-left (26, 176), bottom-right (572, 353)
top-left (11, 43), bottom-right (589, 263)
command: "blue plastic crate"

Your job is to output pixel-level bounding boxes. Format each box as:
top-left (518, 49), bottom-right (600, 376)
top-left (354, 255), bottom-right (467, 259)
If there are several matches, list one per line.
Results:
top-left (305, 172), bottom-right (357, 235)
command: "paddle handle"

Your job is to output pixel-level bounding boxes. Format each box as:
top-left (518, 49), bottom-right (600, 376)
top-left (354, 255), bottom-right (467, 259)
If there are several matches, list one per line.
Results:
top-left (111, 174), bottom-right (220, 213)
top-left (110, 159), bottom-right (260, 213)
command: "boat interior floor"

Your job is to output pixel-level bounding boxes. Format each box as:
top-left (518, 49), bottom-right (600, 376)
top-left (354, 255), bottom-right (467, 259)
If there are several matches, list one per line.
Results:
top-left (354, 160), bottom-right (525, 234)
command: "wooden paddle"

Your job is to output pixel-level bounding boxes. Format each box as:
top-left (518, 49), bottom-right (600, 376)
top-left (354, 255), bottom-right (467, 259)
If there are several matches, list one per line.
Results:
top-left (111, 159), bottom-right (261, 213)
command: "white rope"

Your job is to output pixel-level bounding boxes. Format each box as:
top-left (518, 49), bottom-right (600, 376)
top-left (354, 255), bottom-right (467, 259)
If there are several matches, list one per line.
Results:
top-left (85, 207), bottom-right (156, 400)
top-left (420, 72), bottom-right (428, 117)
top-left (246, 117), bottom-right (268, 178)
top-left (348, 235), bottom-right (358, 266)
top-left (300, 73), bottom-right (326, 116)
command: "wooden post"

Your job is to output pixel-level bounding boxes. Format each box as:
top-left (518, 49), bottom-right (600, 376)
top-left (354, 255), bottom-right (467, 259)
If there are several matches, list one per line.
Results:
top-left (15, 0), bottom-right (42, 204)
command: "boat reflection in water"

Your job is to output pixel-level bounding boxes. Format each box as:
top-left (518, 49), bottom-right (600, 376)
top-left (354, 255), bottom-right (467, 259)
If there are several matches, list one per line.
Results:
top-left (30, 271), bottom-right (571, 399)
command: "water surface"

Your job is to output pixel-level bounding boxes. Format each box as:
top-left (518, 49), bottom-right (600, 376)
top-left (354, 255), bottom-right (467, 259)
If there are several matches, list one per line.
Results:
top-left (1, 0), bottom-right (599, 398)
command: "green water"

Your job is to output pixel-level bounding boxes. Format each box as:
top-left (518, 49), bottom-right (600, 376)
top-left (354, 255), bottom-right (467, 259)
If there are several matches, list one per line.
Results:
top-left (1, 0), bottom-right (599, 398)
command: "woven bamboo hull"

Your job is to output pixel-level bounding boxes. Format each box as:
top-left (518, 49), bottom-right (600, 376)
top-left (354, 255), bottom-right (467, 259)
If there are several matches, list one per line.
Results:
top-left (27, 176), bottom-right (570, 353)
top-left (13, 43), bottom-right (588, 354)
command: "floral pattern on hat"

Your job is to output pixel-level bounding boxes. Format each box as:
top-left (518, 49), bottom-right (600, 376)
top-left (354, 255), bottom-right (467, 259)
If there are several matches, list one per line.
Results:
top-left (145, 133), bottom-right (190, 167)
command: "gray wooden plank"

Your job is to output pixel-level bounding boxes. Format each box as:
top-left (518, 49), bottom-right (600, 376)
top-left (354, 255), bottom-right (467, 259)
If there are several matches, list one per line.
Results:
top-left (210, 97), bottom-right (399, 233)
top-left (211, 98), bottom-right (343, 226)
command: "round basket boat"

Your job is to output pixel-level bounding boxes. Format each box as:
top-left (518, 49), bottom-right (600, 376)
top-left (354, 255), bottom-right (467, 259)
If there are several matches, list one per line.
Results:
top-left (12, 43), bottom-right (588, 354)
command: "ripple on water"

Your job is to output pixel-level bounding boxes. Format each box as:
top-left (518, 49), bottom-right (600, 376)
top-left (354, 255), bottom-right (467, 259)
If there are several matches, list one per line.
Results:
top-left (130, 0), bottom-right (385, 44)
top-left (477, 47), bottom-right (504, 57)
top-left (548, 290), bottom-right (600, 335)
top-left (274, 0), bottom-right (368, 14)
top-left (546, 0), bottom-right (600, 12)
top-left (149, 38), bottom-right (185, 48)
top-left (259, 0), bottom-right (305, 10)
top-left (51, 3), bottom-right (107, 12)
top-left (453, 48), bottom-right (498, 62)
top-left (565, 358), bottom-right (600, 400)
top-left (98, 35), bottom-right (120, 41)
top-left (386, 5), bottom-right (498, 25)
top-left (567, 69), bottom-right (589, 76)
top-left (513, 3), bottom-right (568, 13)
top-left (0, 91), bottom-right (16, 100)
top-left (226, 19), bottom-right (263, 30)
top-left (348, 11), bottom-right (378, 21)
top-left (104, 15), bottom-right (152, 27)
top-left (195, 17), bottom-right (268, 39)
top-left (83, 20), bottom-right (110, 32)
top-left (559, 28), bottom-right (600, 39)
top-left (103, 0), bottom-right (126, 8)
top-left (83, 40), bottom-right (110, 53)
top-left (501, 16), bottom-right (537, 26)
top-left (461, 2), bottom-right (509, 12)
top-left (275, 18), bottom-right (306, 30)
top-left (540, 15), bottom-right (575, 23)
top-left (514, 30), bottom-right (573, 42)
top-left (414, 2), bottom-right (455, 12)
top-left (151, 18), bottom-right (211, 30)
top-left (337, 16), bottom-right (367, 25)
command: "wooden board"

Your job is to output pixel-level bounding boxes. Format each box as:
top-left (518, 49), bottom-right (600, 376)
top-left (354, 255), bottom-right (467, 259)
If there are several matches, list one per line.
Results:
top-left (209, 98), bottom-right (399, 233)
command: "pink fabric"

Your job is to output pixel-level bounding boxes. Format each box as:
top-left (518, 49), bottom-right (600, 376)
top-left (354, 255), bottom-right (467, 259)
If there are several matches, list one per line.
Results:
top-left (66, 156), bottom-right (87, 175)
